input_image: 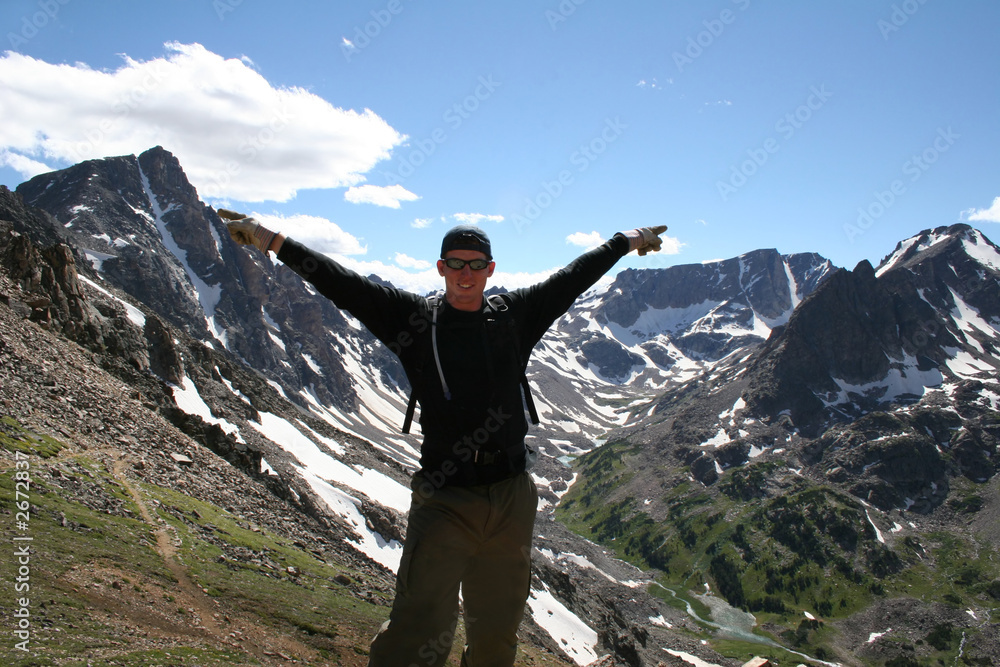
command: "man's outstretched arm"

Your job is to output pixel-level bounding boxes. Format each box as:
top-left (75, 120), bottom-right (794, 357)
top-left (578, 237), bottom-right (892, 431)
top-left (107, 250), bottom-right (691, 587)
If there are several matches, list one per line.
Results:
top-left (218, 208), bottom-right (419, 348)
top-left (514, 225), bottom-right (670, 343)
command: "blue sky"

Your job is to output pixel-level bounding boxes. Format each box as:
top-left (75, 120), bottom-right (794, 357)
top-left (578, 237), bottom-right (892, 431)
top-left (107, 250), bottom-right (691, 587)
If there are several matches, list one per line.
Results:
top-left (1, 0), bottom-right (998, 292)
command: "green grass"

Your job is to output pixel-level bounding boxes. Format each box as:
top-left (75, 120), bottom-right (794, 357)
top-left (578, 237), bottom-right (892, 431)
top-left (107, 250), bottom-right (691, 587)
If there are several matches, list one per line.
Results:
top-left (0, 440), bottom-right (391, 666)
top-left (1, 415), bottom-right (65, 458)
top-left (17, 645), bottom-right (253, 667)
top-left (557, 447), bottom-right (1000, 666)
top-left (145, 483), bottom-right (390, 641)
top-left (710, 636), bottom-right (834, 667)
top-left (0, 417), bottom-right (575, 666)
top-left (0, 453), bottom-right (189, 664)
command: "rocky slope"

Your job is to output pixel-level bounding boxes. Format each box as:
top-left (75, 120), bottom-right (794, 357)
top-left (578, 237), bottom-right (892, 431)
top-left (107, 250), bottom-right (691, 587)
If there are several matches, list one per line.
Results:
top-left (559, 225), bottom-right (1000, 666)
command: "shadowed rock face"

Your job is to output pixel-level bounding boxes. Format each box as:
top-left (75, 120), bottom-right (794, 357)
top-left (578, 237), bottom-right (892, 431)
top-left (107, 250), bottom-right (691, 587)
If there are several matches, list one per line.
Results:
top-left (15, 146), bottom-right (368, 413)
top-left (743, 225), bottom-right (1000, 437)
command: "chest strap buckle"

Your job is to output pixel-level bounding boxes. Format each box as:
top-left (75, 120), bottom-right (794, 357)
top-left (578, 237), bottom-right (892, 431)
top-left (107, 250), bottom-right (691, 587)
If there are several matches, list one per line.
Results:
top-left (473, 450), bottom-right (500, 465)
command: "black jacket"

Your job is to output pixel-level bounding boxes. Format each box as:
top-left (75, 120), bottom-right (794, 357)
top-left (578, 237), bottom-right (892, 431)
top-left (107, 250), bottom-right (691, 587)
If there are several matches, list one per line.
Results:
top-left (277, 235), bottom-right (629, 486)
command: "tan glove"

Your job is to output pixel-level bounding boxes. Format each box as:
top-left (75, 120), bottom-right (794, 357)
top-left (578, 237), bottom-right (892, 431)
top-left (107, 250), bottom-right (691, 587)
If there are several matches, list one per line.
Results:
top-left (218, 209), bottom-right (277, 254)
top-left (617, 225), bottom-right (668, 255)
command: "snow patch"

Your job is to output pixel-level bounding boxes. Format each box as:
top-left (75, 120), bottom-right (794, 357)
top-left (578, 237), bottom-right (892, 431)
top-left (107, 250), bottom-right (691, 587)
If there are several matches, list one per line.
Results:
top-left (662, 649), bottom-right (726, 667)
top-left (527, 583), bottom-right (598, 665)
top-left (868, 629), bottom-right (891, 643)
top-left (246, 411), bottom-right (411, 571)
top-left (78, 275), bottom-right (146, 326)
top-left (866, 510), bottom-right (885, 544)
top-left (170, 376), bottom-right (242, 440)
top-left (140, 166), bottom-right (227, 348)
top-left (699, 429), bottom-right (731, 448)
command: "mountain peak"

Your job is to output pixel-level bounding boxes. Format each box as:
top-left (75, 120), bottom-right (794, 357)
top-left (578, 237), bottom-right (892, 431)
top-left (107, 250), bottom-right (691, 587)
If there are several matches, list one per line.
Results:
top-left (875, 222), bottom-right (982, 277)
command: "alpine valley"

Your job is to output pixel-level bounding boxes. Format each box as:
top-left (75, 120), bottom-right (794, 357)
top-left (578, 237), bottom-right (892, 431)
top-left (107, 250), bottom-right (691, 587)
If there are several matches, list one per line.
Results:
top-left (1, 147), bottom-right (998, 667)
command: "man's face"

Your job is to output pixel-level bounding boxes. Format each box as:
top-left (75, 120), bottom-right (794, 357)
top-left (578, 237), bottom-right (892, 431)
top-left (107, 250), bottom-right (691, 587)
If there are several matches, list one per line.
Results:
top-left (437, 250), bottom-right (495, 312)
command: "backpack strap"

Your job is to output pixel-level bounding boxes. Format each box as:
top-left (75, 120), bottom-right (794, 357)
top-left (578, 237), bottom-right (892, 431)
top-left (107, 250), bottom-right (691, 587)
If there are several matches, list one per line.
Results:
top-left (521, 373), bottom-right (540, 426)
top-left (402, 295), bottom-right (447, 434)
top-left (487, 295), bottom-right (540, 426)
top-left (402, 391), bottom-right (418, 434)
top-left (402, 294), bottom-right (540, 434)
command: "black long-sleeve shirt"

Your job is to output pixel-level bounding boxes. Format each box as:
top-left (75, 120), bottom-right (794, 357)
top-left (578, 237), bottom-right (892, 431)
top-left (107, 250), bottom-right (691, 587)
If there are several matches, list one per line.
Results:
top-left (277, 235), bottom-right (629, 486)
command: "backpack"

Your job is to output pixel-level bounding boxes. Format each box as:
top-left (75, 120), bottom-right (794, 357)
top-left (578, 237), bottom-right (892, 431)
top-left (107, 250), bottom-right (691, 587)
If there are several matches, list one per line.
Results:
top-left (401, 294), bottom-right (540, 434)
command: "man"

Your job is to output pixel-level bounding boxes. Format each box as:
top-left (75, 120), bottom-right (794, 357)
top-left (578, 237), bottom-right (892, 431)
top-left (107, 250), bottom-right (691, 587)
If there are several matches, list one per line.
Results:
top-left (221, 209), bottom-right (667, 666)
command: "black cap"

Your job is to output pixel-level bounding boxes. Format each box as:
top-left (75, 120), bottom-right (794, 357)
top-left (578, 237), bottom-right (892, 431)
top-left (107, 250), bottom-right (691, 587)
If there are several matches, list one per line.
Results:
top-left (441, 225), bottom-right (492, 259)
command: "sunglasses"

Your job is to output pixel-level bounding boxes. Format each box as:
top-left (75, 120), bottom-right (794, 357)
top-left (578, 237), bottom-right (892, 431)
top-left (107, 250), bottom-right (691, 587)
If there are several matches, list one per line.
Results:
top-left (443, 257), bottom-right (491, 270)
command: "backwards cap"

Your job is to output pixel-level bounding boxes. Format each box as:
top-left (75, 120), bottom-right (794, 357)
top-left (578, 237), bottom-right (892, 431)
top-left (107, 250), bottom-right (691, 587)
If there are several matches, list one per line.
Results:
top-left (440, 225), bottom-right (492, 259)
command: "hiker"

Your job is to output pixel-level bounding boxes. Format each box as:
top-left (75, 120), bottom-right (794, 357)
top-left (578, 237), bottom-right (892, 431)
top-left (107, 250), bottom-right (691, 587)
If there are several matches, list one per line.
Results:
top-left (221, 209), bottom-right (667, 666)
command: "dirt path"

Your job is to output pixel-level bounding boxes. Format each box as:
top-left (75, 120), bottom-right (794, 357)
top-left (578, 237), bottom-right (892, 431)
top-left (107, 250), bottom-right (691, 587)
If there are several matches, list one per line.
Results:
top-left (111, 457), bottom-right (224, 637)
top-left (108, 454), bottom-right (330, 665)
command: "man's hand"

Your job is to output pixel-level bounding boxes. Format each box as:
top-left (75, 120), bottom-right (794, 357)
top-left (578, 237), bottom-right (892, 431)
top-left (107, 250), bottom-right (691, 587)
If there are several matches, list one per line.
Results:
top-left (635, 225), bottom-right (668, 256)
top-left (618, 225), bottom-right (669, 256)
top-left (217, 209), bottom-right (278, 254)
top-left (217, 208), bottom-right (249, 223)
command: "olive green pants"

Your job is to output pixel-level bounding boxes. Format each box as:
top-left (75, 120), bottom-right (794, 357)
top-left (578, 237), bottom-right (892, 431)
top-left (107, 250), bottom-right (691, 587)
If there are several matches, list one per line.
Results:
top-left (368, 471), bottom-right (538, 667)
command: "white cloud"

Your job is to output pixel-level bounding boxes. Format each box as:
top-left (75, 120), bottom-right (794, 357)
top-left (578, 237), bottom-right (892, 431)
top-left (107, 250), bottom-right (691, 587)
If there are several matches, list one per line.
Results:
top-left (965, 197), bottom-right (1000, 223)
top-left (658, 235), bottom-right (685, 254)
top-left (252, 212), bottom-right (366, 255)
top-left (411, 217), bottom-right (435, 229)
top-left (344, 184), bottom-right (420, 208)
top-left (636, 77), bottom-right (672, 89)
top-left (394, 253), bottom-right (432, 270)
top-left (0, 43), bottom-right (405, 202)
top-left (453, 212), bottom-right (503, 225)
top-left (566, 231), bottom-right (604, 248)
top-left (0, 149), bottom-right (52, 179)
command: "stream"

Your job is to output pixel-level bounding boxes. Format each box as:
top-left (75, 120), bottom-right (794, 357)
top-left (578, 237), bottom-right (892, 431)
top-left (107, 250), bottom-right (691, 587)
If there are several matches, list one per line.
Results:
top-left (650, 582), bottom-right (843, 667)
